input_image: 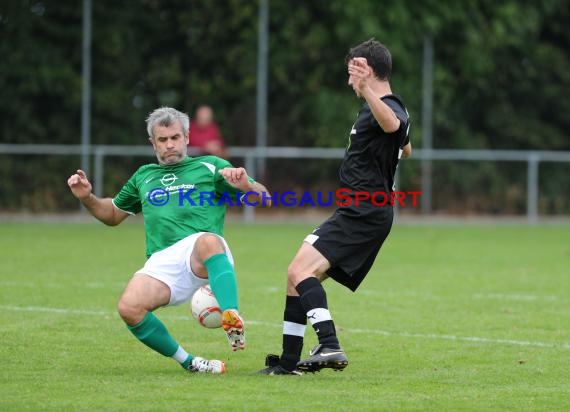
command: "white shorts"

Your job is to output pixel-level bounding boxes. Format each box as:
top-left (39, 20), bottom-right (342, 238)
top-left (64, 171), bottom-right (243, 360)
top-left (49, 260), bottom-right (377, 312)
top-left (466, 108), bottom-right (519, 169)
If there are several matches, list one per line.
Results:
top-left (135, 232), bottom-right (234, 306)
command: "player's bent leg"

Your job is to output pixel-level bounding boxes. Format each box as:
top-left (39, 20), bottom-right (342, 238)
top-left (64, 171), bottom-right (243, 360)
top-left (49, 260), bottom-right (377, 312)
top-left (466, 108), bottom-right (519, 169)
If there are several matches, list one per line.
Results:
top-left (260, 291), bottom-right (307, 375)
top-left (190, 234), bottom-right (227, 279)
top-left (118, 274), bottom-right (225, 374)
top-left (286, 242), bottom-right (331, 290)
top-left (286, 243), bottom-right (349, 373)
top-left (191, 233), bottom-right (245, 351)
top-left (118, 274), bottom-right (171, 326)
top-left (261, 243), bottom-right (344, 375)
top-left (192, 234), bottom-right (238, 311)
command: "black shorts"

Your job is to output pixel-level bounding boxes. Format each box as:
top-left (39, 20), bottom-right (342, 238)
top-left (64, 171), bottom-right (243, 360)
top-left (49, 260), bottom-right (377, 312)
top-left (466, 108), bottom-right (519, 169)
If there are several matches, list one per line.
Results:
top-left (305, 207), bottom-right (394, 291)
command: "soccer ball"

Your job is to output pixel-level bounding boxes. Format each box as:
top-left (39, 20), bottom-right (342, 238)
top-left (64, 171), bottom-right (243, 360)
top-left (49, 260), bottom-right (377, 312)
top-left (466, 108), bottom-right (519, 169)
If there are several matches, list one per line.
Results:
top-left (191, 285), bottom-right (222, 328)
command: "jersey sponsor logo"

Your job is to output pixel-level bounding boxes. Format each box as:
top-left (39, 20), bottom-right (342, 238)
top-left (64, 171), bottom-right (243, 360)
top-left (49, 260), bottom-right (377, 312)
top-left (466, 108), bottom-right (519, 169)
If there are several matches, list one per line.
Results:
top-left (163, 183), bottom-right (195, 192)
top-left (160, 173), bottom-right (178, 186)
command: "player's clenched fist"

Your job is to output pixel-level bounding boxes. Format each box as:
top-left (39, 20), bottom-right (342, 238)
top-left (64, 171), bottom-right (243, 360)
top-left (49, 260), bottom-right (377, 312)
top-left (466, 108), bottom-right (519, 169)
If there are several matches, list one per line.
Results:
top-left (67, 169), bottom-right (93, 200)
top-left (219, 167), bottom-right (250, 189)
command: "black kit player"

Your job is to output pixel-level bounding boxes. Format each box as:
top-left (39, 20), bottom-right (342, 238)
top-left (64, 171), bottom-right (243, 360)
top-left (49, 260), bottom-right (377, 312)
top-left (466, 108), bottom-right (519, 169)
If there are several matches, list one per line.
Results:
top-left (259, 39), bottom-right (412, 375)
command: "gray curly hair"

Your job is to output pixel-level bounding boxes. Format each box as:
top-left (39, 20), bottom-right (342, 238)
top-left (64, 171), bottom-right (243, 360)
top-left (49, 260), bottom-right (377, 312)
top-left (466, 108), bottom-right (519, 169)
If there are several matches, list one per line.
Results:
top-left (146, 107), bottom-right (190, 139)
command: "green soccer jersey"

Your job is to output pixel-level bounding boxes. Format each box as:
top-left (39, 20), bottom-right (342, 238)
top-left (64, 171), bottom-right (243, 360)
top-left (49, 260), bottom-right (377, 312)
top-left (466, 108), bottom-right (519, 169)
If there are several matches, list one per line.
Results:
top-left (112, 156), bottom-right (248, 257)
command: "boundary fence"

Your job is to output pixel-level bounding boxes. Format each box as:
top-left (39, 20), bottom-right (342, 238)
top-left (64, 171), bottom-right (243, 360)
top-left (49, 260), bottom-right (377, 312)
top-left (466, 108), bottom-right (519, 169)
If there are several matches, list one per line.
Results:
top-left (1, 144), bottom-right (569, 223)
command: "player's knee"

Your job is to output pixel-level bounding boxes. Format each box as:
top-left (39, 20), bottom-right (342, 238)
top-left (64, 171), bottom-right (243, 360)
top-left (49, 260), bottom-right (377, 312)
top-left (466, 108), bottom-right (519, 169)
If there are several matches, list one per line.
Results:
top-left (286, 277), bottom-right (298, 296)
top-left (287, 262), bottom-right (309, 287)
top-left (116, 299), bottom-right (131, 321)
top-left (286, 263), bottom-right (298, 282)
top-left (196, 234), bottom-right (225, 257)
top-left (117, 298), bottom-right (143, 326)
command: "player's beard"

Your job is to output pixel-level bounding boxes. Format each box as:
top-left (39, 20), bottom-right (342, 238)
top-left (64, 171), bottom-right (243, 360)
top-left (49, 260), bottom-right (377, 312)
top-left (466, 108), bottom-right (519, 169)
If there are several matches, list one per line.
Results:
top-left (159, 150), bottom-right (185, 165)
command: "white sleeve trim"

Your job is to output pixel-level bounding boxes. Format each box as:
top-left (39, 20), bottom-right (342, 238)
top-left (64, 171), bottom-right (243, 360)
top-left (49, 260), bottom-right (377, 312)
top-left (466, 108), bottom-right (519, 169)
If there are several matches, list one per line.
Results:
top-left (111, 198), bottom-right (136, 216)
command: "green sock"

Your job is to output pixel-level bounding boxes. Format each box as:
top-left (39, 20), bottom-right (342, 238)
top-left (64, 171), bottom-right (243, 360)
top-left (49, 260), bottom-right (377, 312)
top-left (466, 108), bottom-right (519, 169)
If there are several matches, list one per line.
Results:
top-left (205, 253), bottom-right (238, 311)
top-left (127, 312), bottom-right (179, 357)
top-left (181, 356), bottom-right (193, 370)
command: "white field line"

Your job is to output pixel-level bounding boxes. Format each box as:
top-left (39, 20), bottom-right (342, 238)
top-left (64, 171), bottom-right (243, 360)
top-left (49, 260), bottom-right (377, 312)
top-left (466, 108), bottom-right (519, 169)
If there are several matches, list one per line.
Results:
top-left (0, 280), bottom-right (126, 289)
top-left (2, 304), bottom-right (570, 350)
top-left (472, 293), bottom-right (559, 302)
top-left (1, 305), bottom-right (109, 316)
top-left (3, 281), bottom-right (561, 302)
top-left (359, 290), bottom-right (561, 302)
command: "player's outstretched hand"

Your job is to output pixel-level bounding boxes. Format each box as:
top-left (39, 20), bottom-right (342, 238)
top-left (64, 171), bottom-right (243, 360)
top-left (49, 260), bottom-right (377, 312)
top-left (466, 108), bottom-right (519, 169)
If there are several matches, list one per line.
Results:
top-left (219, 167), bottom-right (251, 191)
top-left (67, 169), bottom-right (93, 200)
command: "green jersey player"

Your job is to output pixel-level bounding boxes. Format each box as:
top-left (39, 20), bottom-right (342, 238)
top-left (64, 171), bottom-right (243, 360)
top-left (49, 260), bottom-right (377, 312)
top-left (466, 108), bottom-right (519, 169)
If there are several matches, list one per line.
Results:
top-left (67, 107), bottom-right (271, 374)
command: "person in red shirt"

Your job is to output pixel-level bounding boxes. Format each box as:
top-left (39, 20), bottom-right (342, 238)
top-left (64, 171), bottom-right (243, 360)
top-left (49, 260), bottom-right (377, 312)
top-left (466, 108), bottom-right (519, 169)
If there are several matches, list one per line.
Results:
top-left (188, 105), bottom-right (229, 158)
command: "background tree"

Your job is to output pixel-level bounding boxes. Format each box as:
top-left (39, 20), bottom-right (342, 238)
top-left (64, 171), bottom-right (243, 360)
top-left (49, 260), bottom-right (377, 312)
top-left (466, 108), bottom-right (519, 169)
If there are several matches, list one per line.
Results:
top-left (0, 0), bottom-right (568, 212)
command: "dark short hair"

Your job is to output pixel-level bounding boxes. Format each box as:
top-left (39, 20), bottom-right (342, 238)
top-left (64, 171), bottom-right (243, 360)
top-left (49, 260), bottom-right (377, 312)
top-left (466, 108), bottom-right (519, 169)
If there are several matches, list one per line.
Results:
top-left (345, 38), bottom-right (392, 80)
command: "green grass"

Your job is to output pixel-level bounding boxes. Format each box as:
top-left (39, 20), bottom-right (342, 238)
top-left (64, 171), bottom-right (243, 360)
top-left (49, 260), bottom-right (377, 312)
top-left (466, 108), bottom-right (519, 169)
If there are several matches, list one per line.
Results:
top-left (1, 222), bottom-right (569, 411)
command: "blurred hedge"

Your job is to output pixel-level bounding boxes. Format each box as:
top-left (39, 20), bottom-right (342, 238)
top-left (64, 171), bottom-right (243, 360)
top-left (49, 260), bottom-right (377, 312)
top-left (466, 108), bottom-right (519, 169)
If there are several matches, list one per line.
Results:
top-left (0, 0), bottom-right (568, 213)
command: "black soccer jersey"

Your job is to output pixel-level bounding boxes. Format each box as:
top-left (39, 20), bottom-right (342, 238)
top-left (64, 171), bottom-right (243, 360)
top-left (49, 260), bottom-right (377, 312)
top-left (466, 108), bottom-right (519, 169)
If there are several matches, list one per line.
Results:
top-left (339, 94), bottom-right (410, 197)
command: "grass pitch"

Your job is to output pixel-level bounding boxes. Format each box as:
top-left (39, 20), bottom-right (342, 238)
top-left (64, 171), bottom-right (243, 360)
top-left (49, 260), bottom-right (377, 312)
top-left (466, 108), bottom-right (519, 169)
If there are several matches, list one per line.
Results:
top-left (1, 221), bottom-right (569, 411)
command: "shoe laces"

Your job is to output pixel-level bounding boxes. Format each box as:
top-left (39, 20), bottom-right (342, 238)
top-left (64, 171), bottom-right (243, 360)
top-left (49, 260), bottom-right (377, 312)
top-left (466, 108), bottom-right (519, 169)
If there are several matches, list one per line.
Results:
top-left (191, 357), bottom-right (216, 373)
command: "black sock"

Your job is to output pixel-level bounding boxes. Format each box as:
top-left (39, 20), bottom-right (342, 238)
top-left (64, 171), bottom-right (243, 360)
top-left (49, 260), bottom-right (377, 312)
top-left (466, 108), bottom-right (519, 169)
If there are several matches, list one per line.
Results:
top-left (296, 277), bottom-right (340, 349)
top-left (280, 295), bottom-right (306, 371)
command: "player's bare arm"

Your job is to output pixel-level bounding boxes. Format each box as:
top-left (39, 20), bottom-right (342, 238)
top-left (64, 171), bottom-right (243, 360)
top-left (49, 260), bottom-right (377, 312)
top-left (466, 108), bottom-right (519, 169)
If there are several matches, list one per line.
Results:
top-left (219, 167), bottom-right (272, 207)
top-left (348, 57), bottom-right (400, 133)
top-left (401, 142), bottom-right (412, 159)
top-left (67, 169), bottom-right (129, 226)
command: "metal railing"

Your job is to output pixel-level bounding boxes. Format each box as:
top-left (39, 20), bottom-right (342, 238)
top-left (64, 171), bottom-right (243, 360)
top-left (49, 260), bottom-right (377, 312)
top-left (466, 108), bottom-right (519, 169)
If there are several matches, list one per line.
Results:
top-left (1, 144), bottom-right (569, 223)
